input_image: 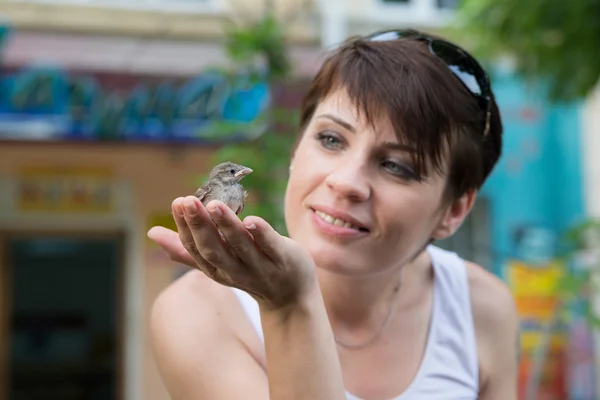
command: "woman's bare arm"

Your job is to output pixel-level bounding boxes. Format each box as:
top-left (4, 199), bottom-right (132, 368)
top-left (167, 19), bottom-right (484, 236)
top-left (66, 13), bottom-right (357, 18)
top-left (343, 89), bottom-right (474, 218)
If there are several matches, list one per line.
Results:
top-left (150, 267), bottom-right (346, 400)
top-left (149, 196), bottom-right (348, 399)
top-left (150, 275), bottom-right (270, 400)
top-left (259, 283), bottom-right (346, 400)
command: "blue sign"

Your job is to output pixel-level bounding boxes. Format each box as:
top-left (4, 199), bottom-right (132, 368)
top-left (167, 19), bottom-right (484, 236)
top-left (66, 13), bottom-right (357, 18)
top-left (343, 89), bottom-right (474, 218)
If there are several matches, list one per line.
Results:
top-left (0, 23), bottom-right (10, 51)
top-left (0, 65), bottom-right (270, 143)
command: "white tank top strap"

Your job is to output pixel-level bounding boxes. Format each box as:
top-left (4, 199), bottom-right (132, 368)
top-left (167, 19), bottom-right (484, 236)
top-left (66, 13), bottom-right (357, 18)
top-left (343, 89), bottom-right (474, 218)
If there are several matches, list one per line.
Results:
top-left (417, 245), bottom-right (480, 398)
top-left (232, 288), bottom-right (264, 343)
top-left (231, 245), bottom-right (479, 399)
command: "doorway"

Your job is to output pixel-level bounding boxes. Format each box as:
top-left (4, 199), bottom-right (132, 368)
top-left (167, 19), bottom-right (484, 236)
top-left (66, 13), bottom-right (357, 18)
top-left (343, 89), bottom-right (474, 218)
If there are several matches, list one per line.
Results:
top-left (0, 232), bottom-right (124, 400)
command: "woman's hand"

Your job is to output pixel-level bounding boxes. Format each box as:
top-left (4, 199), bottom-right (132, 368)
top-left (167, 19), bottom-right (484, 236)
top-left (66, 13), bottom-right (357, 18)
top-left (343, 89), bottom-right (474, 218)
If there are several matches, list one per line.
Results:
top-left (148, 195), bottom-right (318, 311)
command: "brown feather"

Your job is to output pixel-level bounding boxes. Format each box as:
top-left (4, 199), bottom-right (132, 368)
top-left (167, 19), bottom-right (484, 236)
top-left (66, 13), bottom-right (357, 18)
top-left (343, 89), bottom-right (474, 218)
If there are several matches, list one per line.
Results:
top-left (194, 184), bottom-right (212, 202)
top-left (193, 162), bottom-right (252, 214)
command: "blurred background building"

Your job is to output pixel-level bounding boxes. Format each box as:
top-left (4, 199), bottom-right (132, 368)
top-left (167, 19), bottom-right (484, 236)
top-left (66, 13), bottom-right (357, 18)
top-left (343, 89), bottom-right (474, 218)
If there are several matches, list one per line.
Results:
top-left (0, 0), bottom-right (598, 399)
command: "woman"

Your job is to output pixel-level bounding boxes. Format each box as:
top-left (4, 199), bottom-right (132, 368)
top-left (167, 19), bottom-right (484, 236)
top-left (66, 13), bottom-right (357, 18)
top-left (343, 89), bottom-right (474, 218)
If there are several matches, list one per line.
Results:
top-left (148, 28), bottom-right (519, 400)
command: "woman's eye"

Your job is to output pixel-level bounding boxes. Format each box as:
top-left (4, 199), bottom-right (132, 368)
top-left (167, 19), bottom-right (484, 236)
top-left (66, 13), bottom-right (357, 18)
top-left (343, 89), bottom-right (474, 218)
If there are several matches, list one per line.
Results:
top-left (315, 131), bottom-right (344, 150)
top-left (382, 160), bottom-right (416, 179)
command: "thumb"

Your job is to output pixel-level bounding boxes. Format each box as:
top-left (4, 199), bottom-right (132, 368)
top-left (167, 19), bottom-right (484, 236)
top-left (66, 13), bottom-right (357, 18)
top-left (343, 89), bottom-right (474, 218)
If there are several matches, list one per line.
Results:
top-left (242, 216), bottom-right (288, 263)
top-left (148, 226), bottom-right (197, 267)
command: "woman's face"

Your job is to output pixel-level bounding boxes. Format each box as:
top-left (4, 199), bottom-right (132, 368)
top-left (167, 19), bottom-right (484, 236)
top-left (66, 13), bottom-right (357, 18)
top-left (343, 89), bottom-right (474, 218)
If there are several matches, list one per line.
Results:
top-left (283, 89), bottom-right (474, 276)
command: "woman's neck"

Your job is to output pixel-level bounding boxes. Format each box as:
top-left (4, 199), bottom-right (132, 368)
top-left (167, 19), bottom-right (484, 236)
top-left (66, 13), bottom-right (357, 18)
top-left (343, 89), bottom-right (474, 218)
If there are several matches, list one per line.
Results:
top-left (316, 249), bottom-right (432, 333)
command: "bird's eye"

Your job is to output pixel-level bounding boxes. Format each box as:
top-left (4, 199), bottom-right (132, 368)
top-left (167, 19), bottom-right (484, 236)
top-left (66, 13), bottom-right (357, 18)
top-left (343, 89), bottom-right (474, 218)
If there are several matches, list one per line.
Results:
top-left (230, 169), bottom-right (236, 174)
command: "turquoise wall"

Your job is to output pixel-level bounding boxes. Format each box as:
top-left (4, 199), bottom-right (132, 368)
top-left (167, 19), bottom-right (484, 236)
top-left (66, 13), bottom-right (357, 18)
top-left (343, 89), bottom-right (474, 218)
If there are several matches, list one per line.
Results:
top-left (479, 71), bottom-right (586, 275)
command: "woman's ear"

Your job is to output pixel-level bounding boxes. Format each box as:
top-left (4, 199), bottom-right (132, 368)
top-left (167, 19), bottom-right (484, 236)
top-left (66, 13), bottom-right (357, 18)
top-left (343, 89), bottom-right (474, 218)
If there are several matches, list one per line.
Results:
top-left (431, 190), bottom-right (477, 240)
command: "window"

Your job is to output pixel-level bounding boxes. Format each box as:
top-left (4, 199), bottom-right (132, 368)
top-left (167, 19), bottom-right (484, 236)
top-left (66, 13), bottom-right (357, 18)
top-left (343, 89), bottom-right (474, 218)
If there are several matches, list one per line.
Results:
top-left (377, 0), bottom-right (460, 12)
top-left (436, 0), bottom-right (459, 9)
top-left (11, 0), bottom-right (220, 14)
top-left (370, 0), bottom-right (456, 26)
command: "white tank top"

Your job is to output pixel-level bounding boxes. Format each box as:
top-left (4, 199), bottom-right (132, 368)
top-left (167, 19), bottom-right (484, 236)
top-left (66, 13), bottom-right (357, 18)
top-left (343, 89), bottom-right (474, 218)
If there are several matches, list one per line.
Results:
top-left (232, 245), bottom-right (479, 399)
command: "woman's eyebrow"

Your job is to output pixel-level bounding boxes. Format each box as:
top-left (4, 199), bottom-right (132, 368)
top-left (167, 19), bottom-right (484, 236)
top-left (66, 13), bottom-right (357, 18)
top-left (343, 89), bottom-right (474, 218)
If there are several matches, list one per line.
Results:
top-left (381, 141), bottom-right (417, 152)
top-left (315, 115), bottom-right (417, 153)
top-left (316, 114), bottom-right (355, 133)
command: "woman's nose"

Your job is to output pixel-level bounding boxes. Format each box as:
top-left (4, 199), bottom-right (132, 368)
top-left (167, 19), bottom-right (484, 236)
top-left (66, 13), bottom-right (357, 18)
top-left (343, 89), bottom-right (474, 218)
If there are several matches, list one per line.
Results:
top-left (325, 165), bottom-right (370, 202)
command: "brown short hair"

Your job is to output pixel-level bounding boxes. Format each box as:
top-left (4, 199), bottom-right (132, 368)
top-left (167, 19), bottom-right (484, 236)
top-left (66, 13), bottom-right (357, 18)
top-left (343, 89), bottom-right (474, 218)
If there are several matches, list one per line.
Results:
top-left (296, 33), bottom-right (503, 202)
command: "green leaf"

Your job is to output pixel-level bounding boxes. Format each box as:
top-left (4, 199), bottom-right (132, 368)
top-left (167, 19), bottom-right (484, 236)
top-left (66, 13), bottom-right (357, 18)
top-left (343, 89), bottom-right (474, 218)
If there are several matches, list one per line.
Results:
top-left (451, 0), bottom-right (600, 102)
top-left (189, 5), bottom-right (305, 235)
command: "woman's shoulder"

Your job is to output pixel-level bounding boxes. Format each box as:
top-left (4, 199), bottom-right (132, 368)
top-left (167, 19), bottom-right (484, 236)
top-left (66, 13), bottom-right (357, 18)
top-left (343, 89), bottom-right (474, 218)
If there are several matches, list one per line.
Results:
top-left (428, 245), bottom-right (515, 323)
top-left (154, 268), bottom-right (232, 308)
top-left (151, 270), bottom-right (237, 341)
top-left (428, 247), bottom-right (518, 360)
top-left (150, 269), bottom-right (265, 358)
top-left (464, 261), bottom-right (520, 389)
top-left (151, 270), bottom-right (232, 325)
top-left (464, 261), bottom-right (517, 331)
top-left (149, 270), bottom-right (270, 397)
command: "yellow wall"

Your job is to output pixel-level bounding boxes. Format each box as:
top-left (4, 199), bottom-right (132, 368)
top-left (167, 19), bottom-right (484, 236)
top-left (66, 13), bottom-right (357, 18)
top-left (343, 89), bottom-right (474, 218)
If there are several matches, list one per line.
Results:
top-left (0, 0), bottom-right (318, 43)
top-left (0, 141), bottom-right (223, 399)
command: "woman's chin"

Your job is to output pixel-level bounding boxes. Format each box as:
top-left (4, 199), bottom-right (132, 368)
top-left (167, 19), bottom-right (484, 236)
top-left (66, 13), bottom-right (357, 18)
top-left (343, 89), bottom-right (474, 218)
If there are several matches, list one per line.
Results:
top-left (309, 246), bottom-right (369, 276)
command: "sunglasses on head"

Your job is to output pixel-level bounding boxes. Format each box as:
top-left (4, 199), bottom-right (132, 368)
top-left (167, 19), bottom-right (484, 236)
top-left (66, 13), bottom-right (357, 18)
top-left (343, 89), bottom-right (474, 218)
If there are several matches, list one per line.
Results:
top-left (365, 29), bottom-right (492, 137)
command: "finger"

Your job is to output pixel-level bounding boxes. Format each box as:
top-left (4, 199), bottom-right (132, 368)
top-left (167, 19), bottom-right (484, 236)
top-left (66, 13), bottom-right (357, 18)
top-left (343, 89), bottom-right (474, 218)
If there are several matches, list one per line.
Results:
top-left (171, 197), bottom-right (220, 277)
top-left (206, 200), bottom-right (272, 271)
top-left (177, 196), bottom-right (238, 273)
top-left (172, 198), bottom-right (223, 279)
top-left (147, 226), bottom-right (196, 267)
top-left (241, 215), bottom-right (289, 264)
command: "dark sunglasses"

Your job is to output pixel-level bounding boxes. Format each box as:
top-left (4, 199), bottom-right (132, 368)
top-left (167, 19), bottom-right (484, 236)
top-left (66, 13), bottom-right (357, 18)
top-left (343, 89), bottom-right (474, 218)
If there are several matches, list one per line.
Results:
top-left (365, 29), bottom-right (492, 137)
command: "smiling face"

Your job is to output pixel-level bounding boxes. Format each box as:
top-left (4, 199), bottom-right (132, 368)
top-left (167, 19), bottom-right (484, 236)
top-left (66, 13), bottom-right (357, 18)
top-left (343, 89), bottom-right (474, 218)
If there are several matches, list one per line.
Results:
top-left (283, 89), bottom-right (475, 276)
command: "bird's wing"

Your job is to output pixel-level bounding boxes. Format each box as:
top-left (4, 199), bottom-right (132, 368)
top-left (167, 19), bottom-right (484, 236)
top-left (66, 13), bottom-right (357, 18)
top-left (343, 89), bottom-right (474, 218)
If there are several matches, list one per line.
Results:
top-left (194, 184), bottom-right (212, 202)
top-left (236, 190), bottom-right (249, 214)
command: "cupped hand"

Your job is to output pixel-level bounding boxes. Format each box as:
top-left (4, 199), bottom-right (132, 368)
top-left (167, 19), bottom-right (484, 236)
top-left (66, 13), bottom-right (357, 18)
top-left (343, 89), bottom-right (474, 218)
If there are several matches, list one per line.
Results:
top-left (148, 195), bottom-right (318, 311)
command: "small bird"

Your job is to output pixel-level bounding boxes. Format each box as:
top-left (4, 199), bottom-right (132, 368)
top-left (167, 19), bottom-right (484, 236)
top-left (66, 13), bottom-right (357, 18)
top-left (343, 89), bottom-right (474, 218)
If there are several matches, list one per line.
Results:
top-left (194, 161), bottom-right (253, 215)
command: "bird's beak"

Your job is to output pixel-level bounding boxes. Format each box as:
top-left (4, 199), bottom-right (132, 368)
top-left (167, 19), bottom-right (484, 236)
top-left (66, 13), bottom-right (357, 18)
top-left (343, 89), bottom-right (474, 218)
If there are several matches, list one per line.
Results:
top-left (234, 167), bottom-right (253, 178)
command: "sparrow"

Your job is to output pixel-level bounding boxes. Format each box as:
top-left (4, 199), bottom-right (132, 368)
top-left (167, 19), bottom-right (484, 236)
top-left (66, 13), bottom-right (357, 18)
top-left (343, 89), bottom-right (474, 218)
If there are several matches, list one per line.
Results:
top-left (194, 161), bottom-right (253, 215)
